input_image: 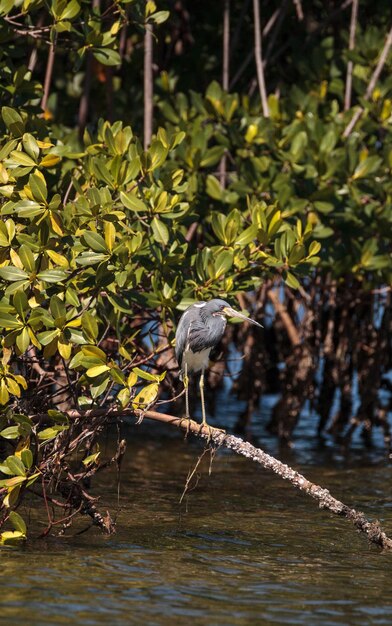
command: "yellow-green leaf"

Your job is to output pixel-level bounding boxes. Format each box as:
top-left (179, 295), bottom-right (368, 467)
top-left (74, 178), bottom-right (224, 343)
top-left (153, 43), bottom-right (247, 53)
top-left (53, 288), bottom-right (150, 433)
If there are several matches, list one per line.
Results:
top-left (86, 364), bottom-right (111, 378)
top-left (132, 382), bottom-right (159, 409)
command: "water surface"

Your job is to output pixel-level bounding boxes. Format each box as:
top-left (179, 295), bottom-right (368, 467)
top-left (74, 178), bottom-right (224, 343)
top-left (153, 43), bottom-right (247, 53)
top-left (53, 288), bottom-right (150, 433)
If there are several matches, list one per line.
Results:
top-left (1, 399), bottom-right (391, 625)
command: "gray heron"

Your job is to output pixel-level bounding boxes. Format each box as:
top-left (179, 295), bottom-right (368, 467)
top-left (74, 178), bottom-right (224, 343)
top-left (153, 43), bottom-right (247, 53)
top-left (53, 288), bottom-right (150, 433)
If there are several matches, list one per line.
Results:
top-left (175, 299), bottom-right (262, 429)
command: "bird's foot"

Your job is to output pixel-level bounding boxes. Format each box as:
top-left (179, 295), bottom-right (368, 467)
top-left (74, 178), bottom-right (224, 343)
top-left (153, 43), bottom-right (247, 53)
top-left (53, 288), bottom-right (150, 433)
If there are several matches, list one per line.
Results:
top-left (180, 415), bottom-right (192, 438)
top-left (200, 421), bottom-right (226, 443)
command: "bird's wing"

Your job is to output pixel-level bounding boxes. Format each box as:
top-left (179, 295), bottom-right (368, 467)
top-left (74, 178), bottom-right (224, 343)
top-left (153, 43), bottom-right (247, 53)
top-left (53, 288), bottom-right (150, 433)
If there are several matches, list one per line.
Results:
top-left (175, 316), bottom-right (217, 367)
top-left (174, 312), bottom-right (189, 368)
top-left (186, 320), bottom-right (221, 353)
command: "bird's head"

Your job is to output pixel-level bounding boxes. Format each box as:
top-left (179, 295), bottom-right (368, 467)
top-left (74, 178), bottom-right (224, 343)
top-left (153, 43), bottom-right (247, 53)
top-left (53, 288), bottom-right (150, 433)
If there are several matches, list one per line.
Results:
top-left (204, 299), bottom-right (263, 327)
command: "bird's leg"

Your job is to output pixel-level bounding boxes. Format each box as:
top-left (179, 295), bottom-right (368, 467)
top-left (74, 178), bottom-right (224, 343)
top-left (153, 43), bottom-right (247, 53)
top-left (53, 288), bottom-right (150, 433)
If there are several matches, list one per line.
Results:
top-left (184, 363), bottom-right (190, 419)
top-left (182, 363), bottom-right (191, 436)
top-left (199, 370), bottom-right (206, 426)
top-left (199, 371), bottom-right (214, 440)
top-left (200, 369), bottom-right (225, 439)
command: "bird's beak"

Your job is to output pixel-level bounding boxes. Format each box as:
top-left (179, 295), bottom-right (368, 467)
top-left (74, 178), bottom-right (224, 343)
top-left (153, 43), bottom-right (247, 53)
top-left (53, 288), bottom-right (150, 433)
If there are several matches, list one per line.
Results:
top-left (223, 306), bottom-right (263, 328)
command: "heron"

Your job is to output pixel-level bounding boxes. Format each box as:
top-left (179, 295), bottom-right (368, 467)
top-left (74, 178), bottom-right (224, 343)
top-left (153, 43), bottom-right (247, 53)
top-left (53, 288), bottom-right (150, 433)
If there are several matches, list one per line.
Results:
top-left (175, 298), bottom-right (262, 430)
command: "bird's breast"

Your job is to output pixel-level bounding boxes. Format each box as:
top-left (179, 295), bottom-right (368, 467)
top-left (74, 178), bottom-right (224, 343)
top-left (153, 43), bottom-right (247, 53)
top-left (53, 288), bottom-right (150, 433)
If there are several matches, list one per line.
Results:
top-left (182, 348), bottom-right (211, 373)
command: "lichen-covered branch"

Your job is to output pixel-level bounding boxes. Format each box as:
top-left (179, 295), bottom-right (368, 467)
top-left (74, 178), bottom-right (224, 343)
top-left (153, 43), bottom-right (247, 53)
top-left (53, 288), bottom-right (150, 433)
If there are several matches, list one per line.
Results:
top-left (141, 409), bottom-right (392, 550)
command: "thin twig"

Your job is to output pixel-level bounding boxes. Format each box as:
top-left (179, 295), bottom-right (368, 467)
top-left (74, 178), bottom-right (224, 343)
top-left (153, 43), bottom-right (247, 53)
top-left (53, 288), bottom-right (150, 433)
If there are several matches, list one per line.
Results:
top-left (41, 38), bottom-right (56, 112)
top-left (252, 0), bottom-right (269, 117)
top-left (344, 0), bottom-right (359, 111)
top-left (343, 25), bottom-right (392, 137)
top-left (219, 0), bottom-right (230, 187)
top-left (230, 2), bottom-right (283, 90)
top-left (143, 22), bottom-right (153, 150)
top-left (292, 0), bottom-right (304, 21)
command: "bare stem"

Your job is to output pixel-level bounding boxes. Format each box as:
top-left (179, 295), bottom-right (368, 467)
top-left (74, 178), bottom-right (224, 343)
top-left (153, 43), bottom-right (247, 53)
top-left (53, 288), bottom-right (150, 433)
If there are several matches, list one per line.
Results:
top-left (293, 0), bottom-right (304, 21)
top-left (144, 22), bottom-right (154, 150)
top-left (41, 40), bottom-right (56, 112)
top-left (344, 0), bottom-right (359, 111)
top-left (252, 0), bottom-right (269, 117)
top-left (230, 3), bottom-right (285, 90)
top-left (222, 0), bottom-right (230, 91)
top-left (219, 0), bottom-right (230, 187)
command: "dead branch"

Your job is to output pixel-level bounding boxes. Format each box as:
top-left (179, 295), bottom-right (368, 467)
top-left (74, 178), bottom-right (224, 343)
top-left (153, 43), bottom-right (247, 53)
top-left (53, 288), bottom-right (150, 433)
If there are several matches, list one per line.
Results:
top-left (141, 409), bottom-right (392, 551)
top-left (29, 406), bottom-right (392, 549)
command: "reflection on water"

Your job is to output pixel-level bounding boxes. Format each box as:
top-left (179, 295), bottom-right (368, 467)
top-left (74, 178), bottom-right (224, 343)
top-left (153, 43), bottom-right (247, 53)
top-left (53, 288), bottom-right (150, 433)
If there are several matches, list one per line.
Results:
top-left (1, 394), bottom-right (392, 625)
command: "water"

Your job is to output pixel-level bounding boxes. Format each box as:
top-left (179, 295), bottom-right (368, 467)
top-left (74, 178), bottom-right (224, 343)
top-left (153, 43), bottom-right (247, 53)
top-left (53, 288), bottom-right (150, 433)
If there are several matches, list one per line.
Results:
top-left (1, 396), bottom-right (392, 625)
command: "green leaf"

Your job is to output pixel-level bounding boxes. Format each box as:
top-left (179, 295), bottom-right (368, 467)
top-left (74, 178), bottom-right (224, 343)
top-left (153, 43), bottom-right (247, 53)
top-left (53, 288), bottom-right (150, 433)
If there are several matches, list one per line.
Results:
top-left (284, 271), bottom-right (300, 289)
top-left (0, 313), bottom-right (23, 329)
top-left (0, 530), bottom-right (26, 545)
top-left (29, 172), bottom-right (47, 202)
top-left (290, 131), bottom-right (308, 158)
top-left (22, 133), bottom-right (39, 161)
top-left (82, 451), bottom-right (101, 467)
top-left (150, 10), bottom-right (169, 23)
top-left (151, 217), bottom-right (169, 245)
top-left (75, 252), bottom-right (110, 266)
top-left (2, 107), bottom-right (25, 136)
top-left (86, 365), bottom-right (111, 378)
top-left (38, 425), bottom-right (68, 441)
top-left (82, 231), bottom-right (108, 253)
top-left (235, 225), bottom-right (257, 246)
top-left (0, 267), bottom-right (29, 282)
top-left (37, 269), bottom-right (68, 283)
top-left (8, 511), bottom-right (26, 535)
top-left (211, 213), bottom-right (226, 242)
top-left (6, 455), bottom-right (26, 477)
top-left (9, 150), bottom-right (36, 166)
top-left (352, 156), bottom-right (382, 180)
top-left (50, 295), bottom-right (66, 320)
top-left (132, 382), bottom-right (159, 409)
top-left (132, 367), bottom-right (160, 382)
top-left (0, 426), bottom-right (20, 439)
top-left (267, 211), bottom-right (282, 236)
top-left (40, 154), bottom-right (61, 168)
top-left (148, 140), bottom-right (168, 170)
top-left (206, 175), bottom-right (223, 200)
top-left (21, 449), bottom-right (33, 470)
top-left (214, 250), bottom-right (233, 278)
top-left (37, 329), bottom-right (60, 345)
top-left (120, 191), bottom-right (147, 212)
top-left (81, 312), bottom-right (99, 341)
top-left (18, 244), bottom-right (35, 273)
top-left (117, 387), bottom-right (130, 408)
top-left (320, 129), bottom-right (337, 153)
top-left (308, 241), bottom-right (321, 257)
top-left (16, 327), bottom-right (30, 353)
top-left (59, 0), bottom-right (80, 20)
top-left (200, 145), bottom-right (225, 167)
top-left (92, 48), bottom-right (121, 66)
top-left (82, 345), bottom-right (107, 360)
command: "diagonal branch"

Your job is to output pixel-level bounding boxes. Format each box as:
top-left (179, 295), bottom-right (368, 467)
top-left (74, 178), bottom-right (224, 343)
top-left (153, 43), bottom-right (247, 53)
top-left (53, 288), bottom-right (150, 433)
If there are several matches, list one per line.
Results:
top-left (142, 409), bottom-right (392, 551)
top-left (30, 406), bottom-right (392, 549)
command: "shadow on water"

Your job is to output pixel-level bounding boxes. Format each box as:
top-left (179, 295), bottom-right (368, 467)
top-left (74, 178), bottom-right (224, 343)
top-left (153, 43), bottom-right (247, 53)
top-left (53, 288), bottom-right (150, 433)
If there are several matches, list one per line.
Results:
top-left (1, 391), bottom-right (392, 625)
